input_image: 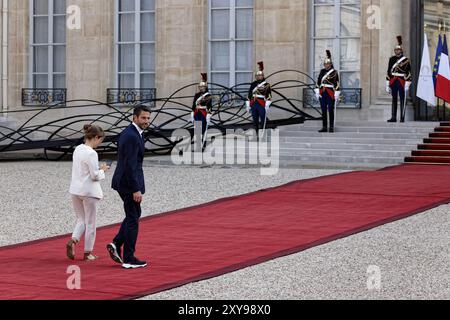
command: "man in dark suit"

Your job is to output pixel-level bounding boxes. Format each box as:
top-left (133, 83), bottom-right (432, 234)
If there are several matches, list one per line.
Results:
top-left (107, 106), bottom-right (151, 269)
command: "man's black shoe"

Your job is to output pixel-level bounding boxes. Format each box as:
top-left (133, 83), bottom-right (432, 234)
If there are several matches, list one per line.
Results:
top-left (107, 242), bottom-right (123, 264)
top-left (122, 259), bottom-right (148, 269)
top-left (387, 118), bottom-right (397, 123)
top-left (318, 128), bottom-right (328, 133)
top-left (329, 128), bottom-right (334, 133)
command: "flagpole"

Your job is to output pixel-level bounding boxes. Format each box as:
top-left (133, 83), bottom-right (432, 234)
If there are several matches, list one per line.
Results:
top-left (446, 101), bottom-right (448, 122)
top-left (444, 99), bottom-right (447, 121)
top-left (438, 98), bottom-right (441, 121)
top-left (436, 98), bottom-right (439, 121)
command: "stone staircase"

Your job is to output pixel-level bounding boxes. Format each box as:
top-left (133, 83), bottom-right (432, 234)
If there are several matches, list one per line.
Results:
top-left (276, 121), bottom-right (439, 169)
top-left (144, 121), bottom-right (439, 169)
top-left (405, 122), bottom-right (450, 165)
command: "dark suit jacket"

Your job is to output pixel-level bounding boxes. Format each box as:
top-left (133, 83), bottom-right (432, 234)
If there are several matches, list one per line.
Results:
top-left (112, 124), bottom-right (145, 194)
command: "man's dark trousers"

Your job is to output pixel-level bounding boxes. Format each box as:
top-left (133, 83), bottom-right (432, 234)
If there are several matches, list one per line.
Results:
top-left (113, 193), bottom-right (141, 263)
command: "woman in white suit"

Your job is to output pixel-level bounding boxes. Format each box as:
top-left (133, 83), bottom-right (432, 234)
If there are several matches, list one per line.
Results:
top-left (67, 124), bottom-right (110, 261)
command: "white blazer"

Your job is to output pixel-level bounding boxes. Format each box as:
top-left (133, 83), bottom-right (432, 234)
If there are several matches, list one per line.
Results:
top-left (69, 144), bottom-right (105, 199)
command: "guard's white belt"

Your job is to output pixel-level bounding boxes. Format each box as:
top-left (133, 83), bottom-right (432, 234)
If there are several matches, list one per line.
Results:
top-left (254, 95), bottom-right (265, 99)
top-left (320, 84), bottom-right (334, 89)
top-left (196, 106), bottom-right (207, 110)
top-left (392, 73), bottom-right (406, 77)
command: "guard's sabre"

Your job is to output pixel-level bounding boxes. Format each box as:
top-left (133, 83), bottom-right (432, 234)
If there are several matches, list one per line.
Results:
top-left (334, 96), bottom-right (339, 129)
top-left (401, 86), bottom-right (409, 121)
top-left (202, 120), bottom-right (210, 149)
top-left (261, 112), bottom-right (268, 140)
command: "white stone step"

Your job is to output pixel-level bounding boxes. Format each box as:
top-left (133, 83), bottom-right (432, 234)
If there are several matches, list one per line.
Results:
top-left (223, 147), bottom-right (410, 159)
top-left (278, 154), bottom-right (403, 165)
top-left (277, 160), bottom-right (392, 169)
top-left (286, 126), bottom-right (434, 134)
top-left (279, 131), bottom-right (426, 139)
top-left (279, 136), bottom-right (423, 145)
top-left (277, 148), bottom-right (411, 158)
top-left (288, 121), bottom-right (439, 128)
top-left (280, 142), bottom-right (415, 151)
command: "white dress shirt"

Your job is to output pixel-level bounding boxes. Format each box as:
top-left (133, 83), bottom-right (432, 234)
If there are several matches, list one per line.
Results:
top-left (69, 144), bottom-right (105, 199)
top-left (132, 122), bottom-right (144, 137)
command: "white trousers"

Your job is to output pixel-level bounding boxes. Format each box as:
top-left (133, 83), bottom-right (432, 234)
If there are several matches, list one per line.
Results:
top-left (71, 194), bottom-right (99, 253)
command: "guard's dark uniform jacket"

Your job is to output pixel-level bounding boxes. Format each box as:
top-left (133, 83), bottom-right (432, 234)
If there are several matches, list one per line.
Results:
top-left (248, 80), bottom-right (272, 104)
top-left (386, 55), bottom-right (412, 88)
top-left (248, 80), bottom-right (271, 132)
top-left (192, 91), bottom-right (212, 118)
top-left (316, 68), bottom-right (341, 99)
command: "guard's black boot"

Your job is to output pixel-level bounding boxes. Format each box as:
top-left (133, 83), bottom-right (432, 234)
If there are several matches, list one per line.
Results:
top-left (319, 112), bottom-right (328, 133)
top-left (329, 110), bottom-right (335, 133)
top-left (389, 100), bottom-right (398, 123)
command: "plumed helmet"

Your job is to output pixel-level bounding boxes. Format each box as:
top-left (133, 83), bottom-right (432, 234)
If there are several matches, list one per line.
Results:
top-left (199, 73), bottom-right (208, 87)
top-left (256, 61), bottom-right (264, 77)
top-left (324, 50), bottom-right (333, 65)
top-left (395, 35), bottom-right (403, 51)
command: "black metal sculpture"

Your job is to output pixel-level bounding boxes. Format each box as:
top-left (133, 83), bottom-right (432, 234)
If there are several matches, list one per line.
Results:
top-left (1, 70), bottom-right (337, 161)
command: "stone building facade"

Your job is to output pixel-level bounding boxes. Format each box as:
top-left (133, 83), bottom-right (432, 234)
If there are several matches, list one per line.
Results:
top-left (0, 0), bottom-right (448, 123)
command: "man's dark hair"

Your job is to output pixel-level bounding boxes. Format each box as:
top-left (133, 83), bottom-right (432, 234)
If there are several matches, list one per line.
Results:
top-left (133, 106), bottom-right (151, 117)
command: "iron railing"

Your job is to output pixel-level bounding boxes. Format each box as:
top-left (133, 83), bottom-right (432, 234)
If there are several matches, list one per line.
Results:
top-left (107, 88), bottom-right (157, 108)
top-left (303, 88), bottom-right (362, 109)
top-left (22, 88), bottom-right (67, 107)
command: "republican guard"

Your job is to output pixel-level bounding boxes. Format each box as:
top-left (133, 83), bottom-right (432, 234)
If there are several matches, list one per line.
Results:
top-left (315, 50), bottom-right (341, 133)
top-left (386, 36), bottom-right (412, 123)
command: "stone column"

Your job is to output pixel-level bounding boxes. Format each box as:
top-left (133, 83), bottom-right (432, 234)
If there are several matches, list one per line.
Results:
top-left (253, 0), bottom-right (309, 118)
top-left (376, 0), bottom-right (411, 99)
top-left (155, 0), bottom-right (208, 99)
top-left (8, 0), bottom-right (29, 112)
top-left (360, 0), bottom-right (375, 108)
top-left (66, 0), bottom-right (114, 102)
top-left (363, 0), bottom-right (412, 120)
top-left (254, 0), bottom-right (309, 79)
top-left (0, 3), bottom-right (3, 111)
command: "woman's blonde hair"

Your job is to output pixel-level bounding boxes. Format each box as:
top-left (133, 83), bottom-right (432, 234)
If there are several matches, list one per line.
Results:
top-left (83, 124), bottom-right (105, 141)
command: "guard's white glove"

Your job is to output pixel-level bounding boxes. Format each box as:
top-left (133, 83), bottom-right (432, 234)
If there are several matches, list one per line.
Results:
top-left (314, 88), bottom-right (321, 100)
top-left (206, 113), bottom-right (212, 125)
top-left (386, 81), bottom-right (391, 94)
top-left (265, 100), bottom-right (272, 111)
top-left (334, 91), bottom-right (341, 101)
top-left (245, 100), bottom-right (251, 113)
top-left (190, 112), bottom-right (195, 124)
top-left (405, 81), bottom-right (411, 92)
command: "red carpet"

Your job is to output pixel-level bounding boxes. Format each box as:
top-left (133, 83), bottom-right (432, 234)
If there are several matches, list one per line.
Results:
top-left (1, 164), bottom-right (450, 300)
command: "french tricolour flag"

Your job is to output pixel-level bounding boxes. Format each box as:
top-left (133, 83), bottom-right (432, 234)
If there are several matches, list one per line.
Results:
top-left (436, 35), bottom-right (450, 103)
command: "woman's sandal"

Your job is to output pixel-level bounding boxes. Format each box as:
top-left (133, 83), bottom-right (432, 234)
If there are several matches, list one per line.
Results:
top-left (84, 253), bottom-right (99, 261)
top-left (66, 239), bottom-right (77, 260)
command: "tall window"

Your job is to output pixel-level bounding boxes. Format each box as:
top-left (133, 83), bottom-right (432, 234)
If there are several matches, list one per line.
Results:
top-left (310, 0), bottom-right (361, 88)
top-left (116, 0), bottom-right (156, 88)
top-left (30, 0), bottom-right (66, 88)
top-left (209, 0), bottom-right (253, 88)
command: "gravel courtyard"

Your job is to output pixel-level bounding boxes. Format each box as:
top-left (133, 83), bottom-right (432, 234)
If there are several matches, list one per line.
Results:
top-left (0, 161), bottom-right (449, 300)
